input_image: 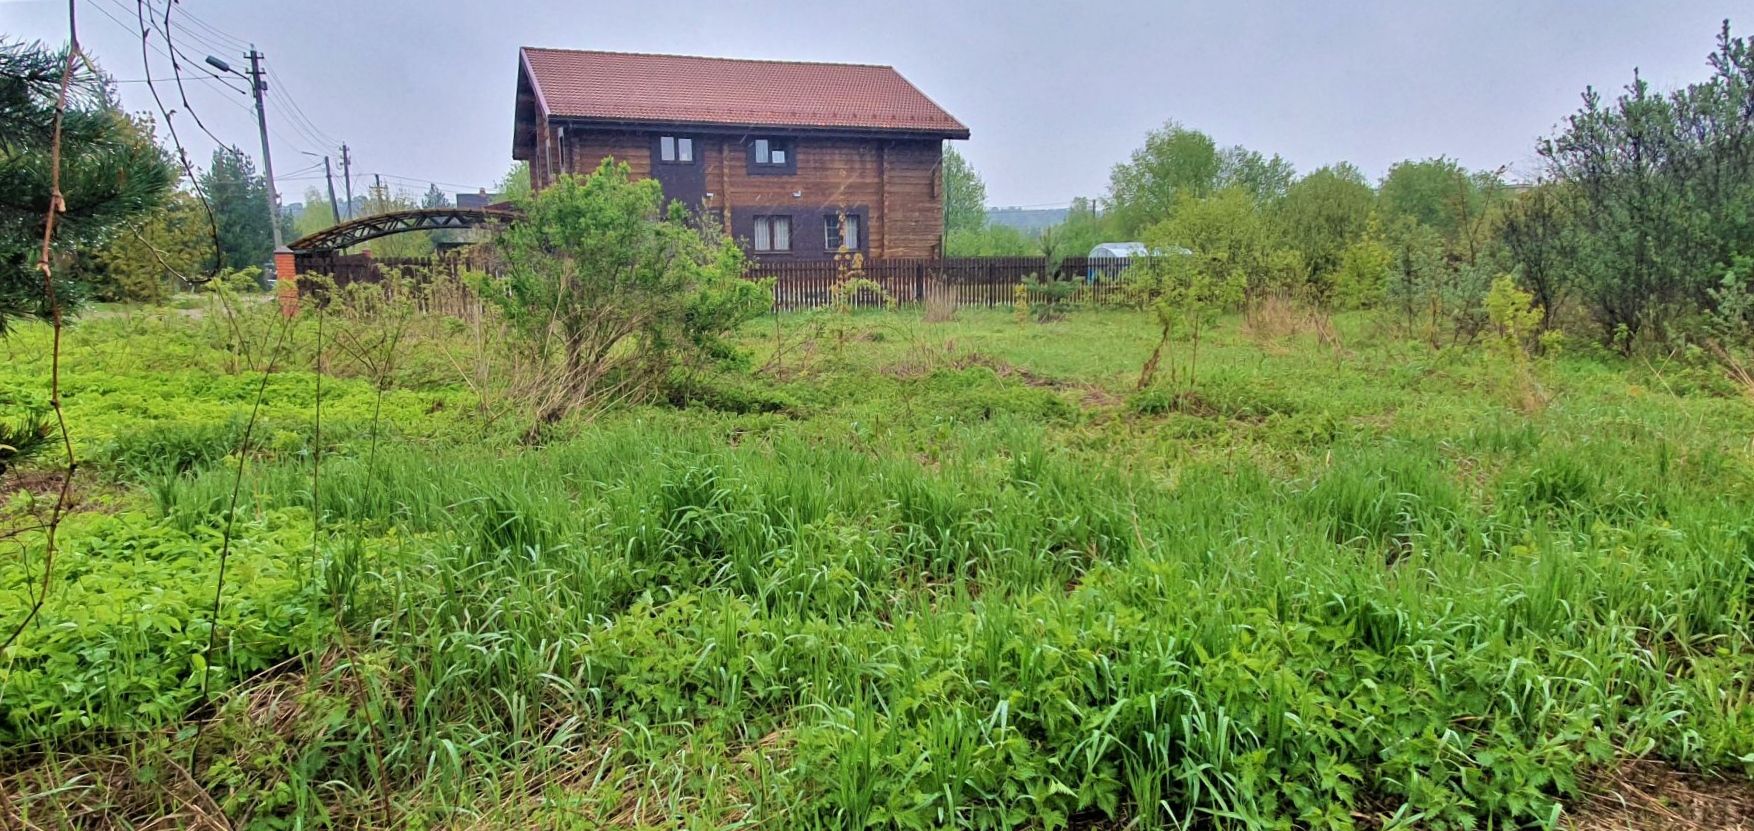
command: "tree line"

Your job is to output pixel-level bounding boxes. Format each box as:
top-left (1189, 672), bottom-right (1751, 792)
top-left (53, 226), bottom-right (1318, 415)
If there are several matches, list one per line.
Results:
top-left (947, 21), bottom-right (1754, 353)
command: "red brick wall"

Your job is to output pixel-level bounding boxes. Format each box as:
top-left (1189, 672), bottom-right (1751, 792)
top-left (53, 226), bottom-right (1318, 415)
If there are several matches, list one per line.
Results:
top-left (275, 250), bottom-right (299, 316)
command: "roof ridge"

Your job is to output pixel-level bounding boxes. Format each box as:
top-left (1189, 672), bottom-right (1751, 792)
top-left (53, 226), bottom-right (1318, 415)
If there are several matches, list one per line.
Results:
top-left (520, 45), bottom-right (896, 71)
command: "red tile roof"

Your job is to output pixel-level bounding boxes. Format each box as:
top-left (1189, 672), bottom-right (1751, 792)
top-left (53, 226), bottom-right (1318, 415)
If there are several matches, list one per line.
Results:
top-left (519, 48), bottom-right (969, 138)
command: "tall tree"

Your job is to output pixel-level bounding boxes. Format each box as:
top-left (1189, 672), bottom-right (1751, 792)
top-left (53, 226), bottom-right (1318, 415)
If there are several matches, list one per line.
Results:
top-left (421, 183), bottom-right (457, 246)
top-left (1496, 183), bottom-right (1576, 327)
top-left (1272, 163), bottom-right (1376, 287)
top-left (89, 191), bottom-right (210, 303)
top-left (291, 186), bottom-right (336, 239)
top-left (1218, 146), bottom-right (1296, 205)
top-left (942, 145), bottom-right (988, 233)
top-left (0, 39), bottom-right (177, 331)
top-left (198, 147), bottom-right (276, 271)
top-left (1106, 121), bottom-right (1222, 235)
top-left (1377, 157), bottom-right (1499, 242)
top-left (1536, 22), bottom-right (1754, 344)
top-left (420, 182), bottom-right (450, 210)
top-left (1145, 187), bottom-right (1292, 302)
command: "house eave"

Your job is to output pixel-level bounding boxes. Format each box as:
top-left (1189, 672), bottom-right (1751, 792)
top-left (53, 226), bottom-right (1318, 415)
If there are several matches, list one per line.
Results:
top-left (545, 114), bottom-right (969, 141)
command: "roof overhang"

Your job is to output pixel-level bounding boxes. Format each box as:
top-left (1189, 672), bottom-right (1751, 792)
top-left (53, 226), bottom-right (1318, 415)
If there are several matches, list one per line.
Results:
top-left (542, 114), bottom-right (968, 142)
top-left (511, 51), bottom-right (547, 161)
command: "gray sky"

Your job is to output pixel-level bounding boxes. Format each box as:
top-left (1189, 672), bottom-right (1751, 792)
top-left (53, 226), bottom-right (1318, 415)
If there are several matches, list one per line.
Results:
top-left (2, 0), bottom-right (1743, 208)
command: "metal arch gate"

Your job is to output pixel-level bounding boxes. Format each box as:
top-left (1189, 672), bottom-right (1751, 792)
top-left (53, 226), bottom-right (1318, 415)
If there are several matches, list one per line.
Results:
top-left (278, 206), bottom-right (521, 315)
top-left (286, 206), bottom-right (520, 252)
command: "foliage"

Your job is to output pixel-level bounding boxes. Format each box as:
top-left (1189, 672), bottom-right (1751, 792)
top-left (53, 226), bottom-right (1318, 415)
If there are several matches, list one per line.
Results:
top-left (0, 408), bottom-right (51, 476)
top-left (1218, 145), bottom-right (1297, 204)
top-left (87, 191), bottom-right (211, 303)
top-left (942, 145), bottom-right (988, 234)
top-left (1106, 121), bottom-right (1223, 235)
top-left (946, 222), bottom-right (1035, 256)
top-left (1378, 156), bottom-right (1501, 243)
top-left (496, 160), bottom-right (532, 203)
top-left (1329, 216), bottom-right (1392, 309)
top-left (1381, 215), bottom-right (1496, 346)
top-left (1496, 183), bottom-right (1576, 327)
top-left (1536, 22), bottom-right (1754, 347)
top-left (0, 38), bottom-right (178, 332)
top-left (10, 19), bottom-right (1754, 829)
top-left (419, 182), bottom-right (461, 246)
top-left (1706, 256), bottom-right (1754, 347)
top-left (1038, 197), bottom-right (1115, 258)
top-left (1141, 187), bottom-right (1282, 301)
top-left (0, 509), bottom-right (334, 741)
top-left (1020, 275), bottom-right (1081, 322)
top-left (291, 186), bottom-right (337, 240)
top-left (829, 276), bottom-right (894, 314)
top-left (1484, 274), bottom-right (1545, 357)
top-left (359, 185), bottom-right (433, 258)
top-left (1136, 192), bottom-right (1256, 387)
top-left (199, 147), bottom-right (282, 274)
top-left (489, 159), bottom-right (766, 427)
top-left (1107, 122), bottom-right (1300, 235)
top-left (1482, 275), bottom-right (1556, 409)
top-left (1273, 163), bottom-right (1376, 293)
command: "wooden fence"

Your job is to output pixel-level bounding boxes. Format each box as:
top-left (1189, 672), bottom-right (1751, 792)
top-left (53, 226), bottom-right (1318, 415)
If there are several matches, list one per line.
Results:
top-left (293, 252), bottom-right (482, 317)
top-left (293, 253), bottom-right (1153, 314)
top-left (753, 256), bottom-right (1143, 310)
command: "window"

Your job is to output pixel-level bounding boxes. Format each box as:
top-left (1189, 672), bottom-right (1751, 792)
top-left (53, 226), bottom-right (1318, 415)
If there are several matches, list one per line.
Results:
top-left (750, 138), bottom-right (794, 173)
top-left (659, 136), bottom-right (694, 163)
top-left (824, 213), bottom-right (862, 251)
top-left (753, 215), bottom-right (791, 252)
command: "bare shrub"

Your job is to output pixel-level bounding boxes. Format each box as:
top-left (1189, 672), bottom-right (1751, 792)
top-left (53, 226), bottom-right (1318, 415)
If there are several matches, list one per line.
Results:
top-left (1242, 289), bottom-right (1305, 343)
top-left (922, 291), bottom-right (958, 323)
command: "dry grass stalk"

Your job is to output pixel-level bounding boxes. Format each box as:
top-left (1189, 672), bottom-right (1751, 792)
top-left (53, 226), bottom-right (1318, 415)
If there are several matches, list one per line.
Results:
top-left (923, 291), bottom-right (958, 323)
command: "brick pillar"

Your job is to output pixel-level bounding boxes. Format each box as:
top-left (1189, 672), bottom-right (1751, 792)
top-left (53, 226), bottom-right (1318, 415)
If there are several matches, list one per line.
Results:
top-left (274, 248), bottom-right (299, 317)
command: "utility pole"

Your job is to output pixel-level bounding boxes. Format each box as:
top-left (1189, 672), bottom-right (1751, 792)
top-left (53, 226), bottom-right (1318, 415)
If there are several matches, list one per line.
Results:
top-left (245, 47), bottom-right (282, 254)
top-left (339, 143), bottom-right (354, 219)
top-left (205, 46), bottom-right (282, 274)
top-left (322, 156), bottom-right (342, 224)
top-left (372, 173), bottom-right (386, 212)
top-left (301, 150), bottom-right (343, 228)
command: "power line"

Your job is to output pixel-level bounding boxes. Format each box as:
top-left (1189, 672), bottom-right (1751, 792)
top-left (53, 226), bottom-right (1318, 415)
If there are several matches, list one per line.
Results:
top-left (264, 63), bottom-right (339, 147)
top-left (111, 75), bottom-right (236, 87)
top-left (376, 172), bottom-right (497, 192)
top-left (174, 2), bottom-right (251, 51)
top-left (87, 0), bottom-right (247, 96)
top-left (94, 0), bottom-right (248, 93)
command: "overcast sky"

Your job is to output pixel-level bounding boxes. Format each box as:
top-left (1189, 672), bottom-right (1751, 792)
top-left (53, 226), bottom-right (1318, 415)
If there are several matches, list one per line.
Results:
top-left (2, 0), bottom-right (1743, 208)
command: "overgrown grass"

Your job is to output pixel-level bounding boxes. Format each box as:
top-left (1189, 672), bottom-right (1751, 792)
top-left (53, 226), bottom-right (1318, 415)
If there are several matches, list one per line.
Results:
top-left (2, 305), bottom-right (1751, 829)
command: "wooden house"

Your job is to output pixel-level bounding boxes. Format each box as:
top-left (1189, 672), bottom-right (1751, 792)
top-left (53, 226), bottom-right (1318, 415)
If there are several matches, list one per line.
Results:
top-left (511, 48), bottom-right (969, 259)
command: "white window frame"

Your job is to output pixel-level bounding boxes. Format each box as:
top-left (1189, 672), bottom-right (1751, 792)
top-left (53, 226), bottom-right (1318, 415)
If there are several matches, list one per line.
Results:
top-left (753, 138), bottom-right (790, 167)
top-left (825, 213), bottom-right (862, 251)
top-left (753, 215), bottom-right (791, 252)
top-left (659, 136), bottom-right (693, 163)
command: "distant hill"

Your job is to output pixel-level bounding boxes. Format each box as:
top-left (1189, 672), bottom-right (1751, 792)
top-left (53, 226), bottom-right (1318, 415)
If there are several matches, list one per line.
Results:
top-left (986, 207), bottom-right (1068, 235)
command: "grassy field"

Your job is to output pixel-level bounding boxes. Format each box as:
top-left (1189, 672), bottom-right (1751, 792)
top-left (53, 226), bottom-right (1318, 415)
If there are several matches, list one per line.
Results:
top-left (2, 301), bottom-right (1752, 829)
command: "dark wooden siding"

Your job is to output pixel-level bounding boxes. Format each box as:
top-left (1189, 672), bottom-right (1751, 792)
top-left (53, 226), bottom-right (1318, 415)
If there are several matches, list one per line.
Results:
top-left (553, 128), bottom-right (944, 258)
